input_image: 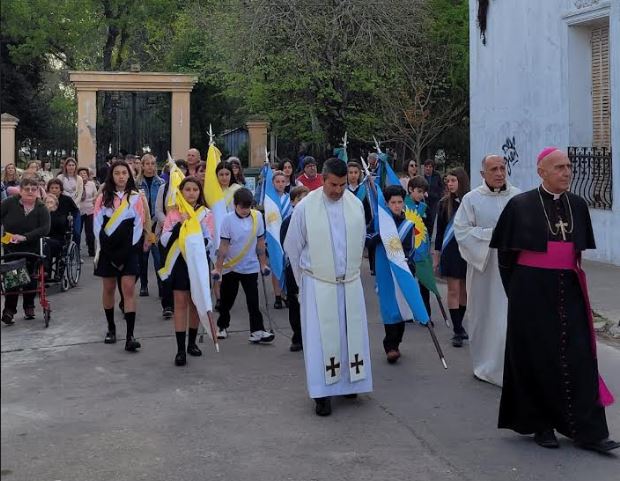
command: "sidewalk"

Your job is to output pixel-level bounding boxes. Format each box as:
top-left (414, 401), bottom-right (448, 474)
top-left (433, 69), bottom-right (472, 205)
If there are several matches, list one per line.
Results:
top-left (583, 259), bottom-right (620, 323)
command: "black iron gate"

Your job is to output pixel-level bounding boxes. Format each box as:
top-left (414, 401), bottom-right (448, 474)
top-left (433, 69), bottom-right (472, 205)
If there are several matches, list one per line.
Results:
top-left (96, 91), bottom-right (171, 168)
top-left (568, 146), bottom-right (613, 210)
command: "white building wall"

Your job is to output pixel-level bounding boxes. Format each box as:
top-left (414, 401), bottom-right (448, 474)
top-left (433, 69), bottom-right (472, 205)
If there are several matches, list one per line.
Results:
top-left (469, 0), bottom-right (620, 265)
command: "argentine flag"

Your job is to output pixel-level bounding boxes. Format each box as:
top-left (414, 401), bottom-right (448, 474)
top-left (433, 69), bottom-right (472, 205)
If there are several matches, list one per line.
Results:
top-left (381, 153), bottom-right (402, 187)
top-left (262, 165), bottom-right (285, 282)
top-left (374, 186), bottom-right (430, 325)
top-left (203, 143), bottom-right (226, 249)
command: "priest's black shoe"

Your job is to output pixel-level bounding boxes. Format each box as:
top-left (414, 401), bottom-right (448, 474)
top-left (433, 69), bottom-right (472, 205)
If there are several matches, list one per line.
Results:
top-left (104, 331), bottom-right (116, 344)
top-left (534, 430), bottom-right (559, 449)
top-left (314, 397), bottom-right (332, 416)
top-left (289, 342), bottom-right (303, 352)
top-left (175, 351), bottom-right (187, 366)
top-left (125, 336), bottom-right (141, 352)
top-left (187, 344), bottom-right (202, 357)
top-left (577, 438), bottom-right (620, 454)
top-left (451, 335), bottom-right (464, 348)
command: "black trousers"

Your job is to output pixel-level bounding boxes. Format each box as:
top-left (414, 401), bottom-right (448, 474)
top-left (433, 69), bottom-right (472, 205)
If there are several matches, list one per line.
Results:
top-left (80, 214), bottom-right (95, 255)
top-left (368, 244), bottom-right (376, 274)
top-left (383, 322), bottom-right (405, 353)
top-left (3, 257), bottom-right (37, 314)
top-left (285, 265), bottom-right (302, 344)
top-left (420, 284), bottom-right (431, 317)
top-left (217, 272), bottom-right (265, 333)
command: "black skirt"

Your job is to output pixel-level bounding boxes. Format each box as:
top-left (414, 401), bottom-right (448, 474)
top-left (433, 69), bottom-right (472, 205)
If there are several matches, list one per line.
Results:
top-left (439, 237), bottom-right (467, 279)
top-left (169, 256), bottom-right (191, 292)
top-left (94, 246), bottom-right (140, 277)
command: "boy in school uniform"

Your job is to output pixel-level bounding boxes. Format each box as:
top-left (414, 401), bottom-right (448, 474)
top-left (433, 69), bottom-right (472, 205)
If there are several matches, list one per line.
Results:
top-left (280, 185), bottom-right (309, 352)
top-left (212, 188), bottom-right (274, 343)
top-left (406, 176), bottom-right (432, 317)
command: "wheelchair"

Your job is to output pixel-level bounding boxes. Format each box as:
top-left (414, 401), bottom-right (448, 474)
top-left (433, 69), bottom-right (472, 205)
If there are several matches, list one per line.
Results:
top-left (43, 214), bottom-right (81, 292)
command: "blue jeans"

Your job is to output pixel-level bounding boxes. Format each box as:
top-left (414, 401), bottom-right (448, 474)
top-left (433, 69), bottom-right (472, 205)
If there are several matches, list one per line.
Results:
top-left (72, 213), bottom-right (82, 250)
top-left (140, 242), bottom-right (162, 293)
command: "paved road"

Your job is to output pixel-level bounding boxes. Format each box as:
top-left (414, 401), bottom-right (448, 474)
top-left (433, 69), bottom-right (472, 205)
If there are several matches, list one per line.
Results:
top-left (1, 265), bottom-right (618, 481)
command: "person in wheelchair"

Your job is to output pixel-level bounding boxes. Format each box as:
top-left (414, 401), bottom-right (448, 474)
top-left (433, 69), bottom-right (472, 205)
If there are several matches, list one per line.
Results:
top-left (43, 195), bottom-right (72, 280)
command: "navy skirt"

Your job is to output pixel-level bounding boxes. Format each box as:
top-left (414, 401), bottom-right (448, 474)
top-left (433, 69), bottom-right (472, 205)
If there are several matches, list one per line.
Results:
top-left (439, 237), bottom-right (467, 279)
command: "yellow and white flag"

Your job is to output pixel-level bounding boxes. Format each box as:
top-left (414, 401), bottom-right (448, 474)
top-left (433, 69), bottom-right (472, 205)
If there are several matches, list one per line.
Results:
top-left (165, 152), bottom-right (185, 209)
top-left (203, 143), bottom-right (226, 249)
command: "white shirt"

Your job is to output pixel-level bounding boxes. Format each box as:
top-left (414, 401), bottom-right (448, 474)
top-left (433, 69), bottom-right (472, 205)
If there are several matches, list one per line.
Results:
top-left (220, 211), bottom-right (265, 274)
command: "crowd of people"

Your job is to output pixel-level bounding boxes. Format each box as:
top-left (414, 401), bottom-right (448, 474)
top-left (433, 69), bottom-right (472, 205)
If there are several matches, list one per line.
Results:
top-left (1, 145), bottom-right (617, 454)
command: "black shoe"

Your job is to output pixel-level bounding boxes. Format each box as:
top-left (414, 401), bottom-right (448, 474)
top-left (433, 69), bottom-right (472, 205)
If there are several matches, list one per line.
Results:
top-left (577, 438), bottom-right (620, 453)
top-left (534, 430), bottom-right (559, 449)
top-left (125, 336), bottom-right (141, 352)
top-left (314, 397), bottom-right (332, 416)
top-left (343, 394), bottom-right (358, 399)
top-left (1, 312), bottom-right (15, 325)
top-left (289, 342), bottom-right (303, 352)
top-left (162, 307), bottom-right (173, 319)
top-left (451, 335), bottom-right (464, 348)
top-left (104, 331), bottom-right (117, 344)
top-left (214, 299), bottom-right (220, 312)
top-left (174, 351), bottom-right (186, 366)
top-left (274, 297), bottom-right (284, 309)
top-left (187, 344), bottom-right (202, 357)
top-left (24, 307), bottom-right (35, 320)
top-left (139, 286), bottom-right (149, 297)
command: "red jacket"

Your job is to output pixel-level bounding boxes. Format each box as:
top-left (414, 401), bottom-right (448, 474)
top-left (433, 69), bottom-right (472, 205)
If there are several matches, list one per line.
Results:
top-left (296, 173), bottom-right (323, 191)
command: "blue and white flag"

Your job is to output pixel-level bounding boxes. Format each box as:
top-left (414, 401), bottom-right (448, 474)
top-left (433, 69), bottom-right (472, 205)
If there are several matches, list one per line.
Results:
top-left (373, 185), bottom-right (430, 325)
top-left (263, 165), bottom-right (285, 282)
top-left (380, 153), bottom-right (401, 187)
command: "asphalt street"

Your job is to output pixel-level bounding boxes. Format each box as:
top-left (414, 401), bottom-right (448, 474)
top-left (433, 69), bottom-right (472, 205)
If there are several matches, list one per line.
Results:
top-left (1, 263), bottom-right (618, 481)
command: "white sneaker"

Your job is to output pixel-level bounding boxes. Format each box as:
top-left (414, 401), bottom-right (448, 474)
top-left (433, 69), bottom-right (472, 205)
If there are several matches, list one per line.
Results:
top-left (249, 330), bottom-right (275, 344)
top-left (217, 329), bottom-right (228, 339)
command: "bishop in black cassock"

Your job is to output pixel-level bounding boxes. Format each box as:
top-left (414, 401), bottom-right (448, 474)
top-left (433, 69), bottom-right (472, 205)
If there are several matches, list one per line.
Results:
top-left (490, 147), bottom-right (618, 453)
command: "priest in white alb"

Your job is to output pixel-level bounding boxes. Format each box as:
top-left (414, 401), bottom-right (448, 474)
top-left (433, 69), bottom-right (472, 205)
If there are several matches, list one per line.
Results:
top-left (454, 154), bottom-right (520, 386)
top-left (283, 158), bottom-right (372, 416)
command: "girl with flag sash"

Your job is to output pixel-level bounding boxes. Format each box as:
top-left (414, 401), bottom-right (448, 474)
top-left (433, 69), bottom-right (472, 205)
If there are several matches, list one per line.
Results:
top-left (159, 177), bottom-right (213, 366)
top-left (93, 161), bottom-right (146, 352)
top-left (216, 161), bottom-right (241, 213)
top-left (268, 170), bottom-right (292, 309)
top-left (433, 167), bottom-right (470, 347)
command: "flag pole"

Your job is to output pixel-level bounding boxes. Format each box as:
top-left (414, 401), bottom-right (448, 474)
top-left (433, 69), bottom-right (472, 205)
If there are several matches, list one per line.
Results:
top-left (435, 295), bottom-right (451, 328)
top-left (426, 323), bottom-right (448, 369)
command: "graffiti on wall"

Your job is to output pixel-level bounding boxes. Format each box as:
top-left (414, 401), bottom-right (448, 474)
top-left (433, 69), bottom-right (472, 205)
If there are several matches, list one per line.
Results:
top-left (501, 136), bottom-right (519, 176)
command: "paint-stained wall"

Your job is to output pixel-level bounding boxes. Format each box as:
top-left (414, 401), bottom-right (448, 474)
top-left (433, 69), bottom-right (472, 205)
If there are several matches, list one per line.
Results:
top-left (469, 0), bottom-right (620, 264)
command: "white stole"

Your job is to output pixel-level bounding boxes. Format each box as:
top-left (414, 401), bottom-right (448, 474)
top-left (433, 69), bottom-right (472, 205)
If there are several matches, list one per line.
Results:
top-left (304, 190), bottom-right (366, 384)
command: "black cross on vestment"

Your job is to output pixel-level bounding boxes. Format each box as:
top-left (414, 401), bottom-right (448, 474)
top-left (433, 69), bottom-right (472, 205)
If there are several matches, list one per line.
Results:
top-left (326, 357), bottom-right (340, 377)
top-left (350, 354), bottom-right (364, 374)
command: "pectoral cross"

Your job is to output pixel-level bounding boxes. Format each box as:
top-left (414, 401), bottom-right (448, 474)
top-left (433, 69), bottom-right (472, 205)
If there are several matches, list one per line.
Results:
top-left (556, 218), bottom-right (569, 241)
top-left (326, 357), bottom-right (340, 377)
top-left (350, 354), bottom-right (364, 375)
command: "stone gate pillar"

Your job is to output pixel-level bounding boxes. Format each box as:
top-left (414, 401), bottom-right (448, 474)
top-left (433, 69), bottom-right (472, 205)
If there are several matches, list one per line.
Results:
top-left (76, 90), bottom-right (97, 170)
top-left (246, 120), bottom-right (270, 167)
top-left (1, 113), bottom-right (19, 166)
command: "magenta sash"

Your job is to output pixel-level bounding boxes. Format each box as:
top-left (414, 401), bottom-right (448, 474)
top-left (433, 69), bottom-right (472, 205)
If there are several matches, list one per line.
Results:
top-left (517, 241), bottom-right (614, 407)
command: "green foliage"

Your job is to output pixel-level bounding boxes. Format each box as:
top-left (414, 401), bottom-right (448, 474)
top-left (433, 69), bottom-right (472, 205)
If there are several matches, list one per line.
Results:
top-left (0, 0), bottom-right (471, 163)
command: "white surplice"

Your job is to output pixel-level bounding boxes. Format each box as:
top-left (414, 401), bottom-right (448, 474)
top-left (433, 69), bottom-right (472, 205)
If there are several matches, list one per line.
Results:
top-left (283, 190), bottom-right (373, 398)
top-left (454, 181), bottom-right (521, 387)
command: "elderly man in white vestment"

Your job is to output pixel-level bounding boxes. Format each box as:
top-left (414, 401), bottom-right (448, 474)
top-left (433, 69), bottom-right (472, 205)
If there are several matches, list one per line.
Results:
top-left (283, 158), bottom-right (373, 416)
top-left (454, 155), bottom-right (520, 386)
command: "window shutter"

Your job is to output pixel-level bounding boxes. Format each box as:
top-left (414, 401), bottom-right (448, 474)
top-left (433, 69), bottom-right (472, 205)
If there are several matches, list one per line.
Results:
top-left (591, 25), bottom-right (610, 148)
